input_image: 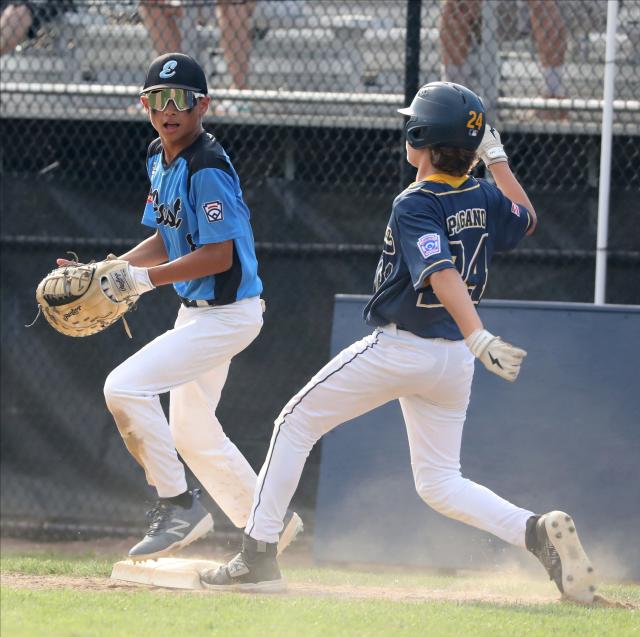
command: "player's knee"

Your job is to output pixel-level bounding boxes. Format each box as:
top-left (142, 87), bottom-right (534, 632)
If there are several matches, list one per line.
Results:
top-left (416, 482), bottom-right (446, 511)
top-left (103, 371), bottom-right (117, 406)
top-left (415, 475), bottom-right (460, 513)
top-left (103, 368), bottom-right (130, 408)
top-left (274, 405), bottom-right (328, 446)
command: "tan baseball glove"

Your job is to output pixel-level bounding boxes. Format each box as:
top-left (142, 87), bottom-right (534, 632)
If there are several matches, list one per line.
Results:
top-left (35, 258), bottom-right (141, 337)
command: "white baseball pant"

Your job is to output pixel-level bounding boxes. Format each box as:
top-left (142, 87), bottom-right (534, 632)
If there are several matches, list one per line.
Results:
top-left (104, 296), bottom-right (262, 527)
top-left (246, 324), bottom-right (534, 547)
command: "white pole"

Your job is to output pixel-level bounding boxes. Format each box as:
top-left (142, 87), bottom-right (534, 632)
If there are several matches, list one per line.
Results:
top-left (594, 0), bottom-right (619, 304)
top-left (480, 0), bottom-right (500, 114)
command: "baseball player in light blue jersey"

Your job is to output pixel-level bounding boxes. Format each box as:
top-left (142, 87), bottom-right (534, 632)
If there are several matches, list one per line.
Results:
top-left (57, 53), bottom-right (302, 561)
top-left (202, 83), bottom-right (597, 603)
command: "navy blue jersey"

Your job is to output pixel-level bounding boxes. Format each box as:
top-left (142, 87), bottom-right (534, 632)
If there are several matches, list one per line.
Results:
top-left (142, 132), bottom-right (262, 303)
top-left (364, 174), bottom-right (532, 340)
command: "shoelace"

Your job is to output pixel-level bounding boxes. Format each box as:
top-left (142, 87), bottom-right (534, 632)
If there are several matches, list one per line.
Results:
top-left (541, 536), bottom-right (559, 565)
top-left (144, 502), bottom-right (175, 536)
top-left (540, 539), bottom-right (563, 586)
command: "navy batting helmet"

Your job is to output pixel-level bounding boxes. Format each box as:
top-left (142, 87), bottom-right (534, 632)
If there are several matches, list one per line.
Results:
top-left (398, 82), bottom-right (486, 150)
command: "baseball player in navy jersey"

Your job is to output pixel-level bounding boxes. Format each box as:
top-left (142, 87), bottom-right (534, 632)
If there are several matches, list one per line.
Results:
top-left (202, 82), bottom-right (597, 603)
top-left (56, 53), bottom-right (302, 560)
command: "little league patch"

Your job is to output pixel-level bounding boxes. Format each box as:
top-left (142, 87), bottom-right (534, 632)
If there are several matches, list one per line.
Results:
top-left (417, 233), bottom-right (441, 259)
top-left (203, 200), bottom-right (223, 223)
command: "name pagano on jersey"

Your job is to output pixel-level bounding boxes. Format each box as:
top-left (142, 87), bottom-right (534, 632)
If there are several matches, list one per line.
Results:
top-left (447, 208), bottom-right (486, 235)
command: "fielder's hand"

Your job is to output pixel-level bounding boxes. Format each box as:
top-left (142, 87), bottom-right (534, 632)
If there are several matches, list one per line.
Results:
top-left (101, 263), bottom-right (155, 301)
top-left (465, 328), bottom-right (526, 382)
top-left (55, 257), bottom-right (154, 298)
top-left (477, 125), bottom-right (508, 167)
top-left (36, 258), bottom-right (146, 338)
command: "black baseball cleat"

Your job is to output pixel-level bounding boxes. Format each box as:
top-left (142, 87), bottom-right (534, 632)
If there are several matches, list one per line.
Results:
top-left (200, 533), bottom-right (285, 593)
top-left (526, 510), bottom-right (597, 603)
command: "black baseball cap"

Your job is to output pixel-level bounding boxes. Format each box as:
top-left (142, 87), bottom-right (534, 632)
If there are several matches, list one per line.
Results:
top-left (142, 53), bottom-right (208, 94)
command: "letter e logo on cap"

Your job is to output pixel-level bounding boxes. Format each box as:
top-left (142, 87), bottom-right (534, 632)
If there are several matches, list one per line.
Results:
top-left (159, 60), bottom-right (177, 79)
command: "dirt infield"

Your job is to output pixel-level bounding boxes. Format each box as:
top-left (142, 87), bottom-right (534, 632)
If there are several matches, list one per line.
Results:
top-left (1, 538), bottom-right (635, 609)
top-left (0, 571), bottom-right (556, 605)
top-left (3, 572), bottom-right (635, 608)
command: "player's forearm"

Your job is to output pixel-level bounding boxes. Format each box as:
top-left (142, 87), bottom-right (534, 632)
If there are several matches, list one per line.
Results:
top-left (489, 163), bottom-right (538, 234)
top-left (429, 268), bottom-right (483, 338)
top-left (118, 231), bottom-right (168, 267)
top-left (147, 240), bottom-right (233, 287)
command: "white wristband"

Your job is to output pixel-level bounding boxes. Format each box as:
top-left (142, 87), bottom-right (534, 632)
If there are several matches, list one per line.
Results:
top-left (129, 265), bottom-right (155, 295)
top-left (485, 147), bottom-right (508, 164)
top-left (465, 328), bottom-right (495, 357)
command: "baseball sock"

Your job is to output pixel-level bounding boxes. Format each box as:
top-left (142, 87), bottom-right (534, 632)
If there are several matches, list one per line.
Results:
top-left (164, 490), bottom-right (193, 509)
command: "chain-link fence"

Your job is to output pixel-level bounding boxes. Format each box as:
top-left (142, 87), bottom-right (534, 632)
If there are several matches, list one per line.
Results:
top-left (1, 0), bottom-right (639, 539)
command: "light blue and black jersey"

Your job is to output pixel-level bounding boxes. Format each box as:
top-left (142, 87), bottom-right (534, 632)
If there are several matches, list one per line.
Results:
top-left (141, 132), bottom-right (262, 303)
top-left (364, 174), bottom-right (532, 340)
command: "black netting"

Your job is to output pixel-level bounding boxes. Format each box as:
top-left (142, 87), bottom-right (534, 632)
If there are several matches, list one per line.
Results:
top-left (1, 0), bottom-right (638, 538)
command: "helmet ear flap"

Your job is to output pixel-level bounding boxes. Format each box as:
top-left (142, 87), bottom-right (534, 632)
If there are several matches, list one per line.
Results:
top-left (405, 121), bottom-right (428, 149)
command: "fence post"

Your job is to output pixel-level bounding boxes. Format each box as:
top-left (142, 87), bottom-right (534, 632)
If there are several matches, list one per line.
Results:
top-left (401, 0), bottom-right (422, 188)
top-left (594, 0), bottom-right (619, 305)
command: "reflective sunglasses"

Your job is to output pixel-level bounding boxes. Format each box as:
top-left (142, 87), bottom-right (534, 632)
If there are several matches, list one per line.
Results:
top-left (141, 88), bottom-right (205, 112)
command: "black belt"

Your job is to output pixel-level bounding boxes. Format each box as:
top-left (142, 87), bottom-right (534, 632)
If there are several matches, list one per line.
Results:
top-left (179, 296), bottom-right (230, 308)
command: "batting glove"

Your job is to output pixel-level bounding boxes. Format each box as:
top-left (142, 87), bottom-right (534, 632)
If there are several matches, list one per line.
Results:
top-left (465, 328), bottom-right (526, 382)
top-left (477, 125), bottom-right (508, 167)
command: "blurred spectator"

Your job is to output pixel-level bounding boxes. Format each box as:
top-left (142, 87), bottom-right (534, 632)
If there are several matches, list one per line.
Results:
top-left (139, 0), bottom-right (256, 114)
top-left (138, 0), bottom-right (182, 55)
top-left (440, 0), bottom-right (567, 118)
top-left (0, 0), bottom-right (74, 56)
top-left (216, 0), bottom-right (256, 93)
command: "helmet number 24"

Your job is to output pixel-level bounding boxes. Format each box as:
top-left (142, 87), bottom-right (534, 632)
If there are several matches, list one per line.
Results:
top-left (466, 111), bottom-right (483, 130)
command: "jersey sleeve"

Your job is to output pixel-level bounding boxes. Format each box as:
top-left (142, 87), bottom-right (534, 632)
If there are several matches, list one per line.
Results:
top-left (189, 168), bottom-right (244, 244)
top-left (490, 185), bottom-right (533, 252)
top-left (141, 193), bottom-right (157, 228)
top-left (396, 194), bottom-right (455, 290)
top-left (141, 140), bottom-right (162, 228)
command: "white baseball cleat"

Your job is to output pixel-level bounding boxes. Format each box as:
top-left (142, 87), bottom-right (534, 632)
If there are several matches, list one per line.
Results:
top-left (526, 510), bottom-right (597, 603)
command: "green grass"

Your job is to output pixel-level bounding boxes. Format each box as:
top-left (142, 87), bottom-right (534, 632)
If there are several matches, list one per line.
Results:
top-left (1, 554), bottom-right (114, 578)
top-left (2, 553), bottom-right (638, 637)
top-left (3, 589), bottom-right (639, 637)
